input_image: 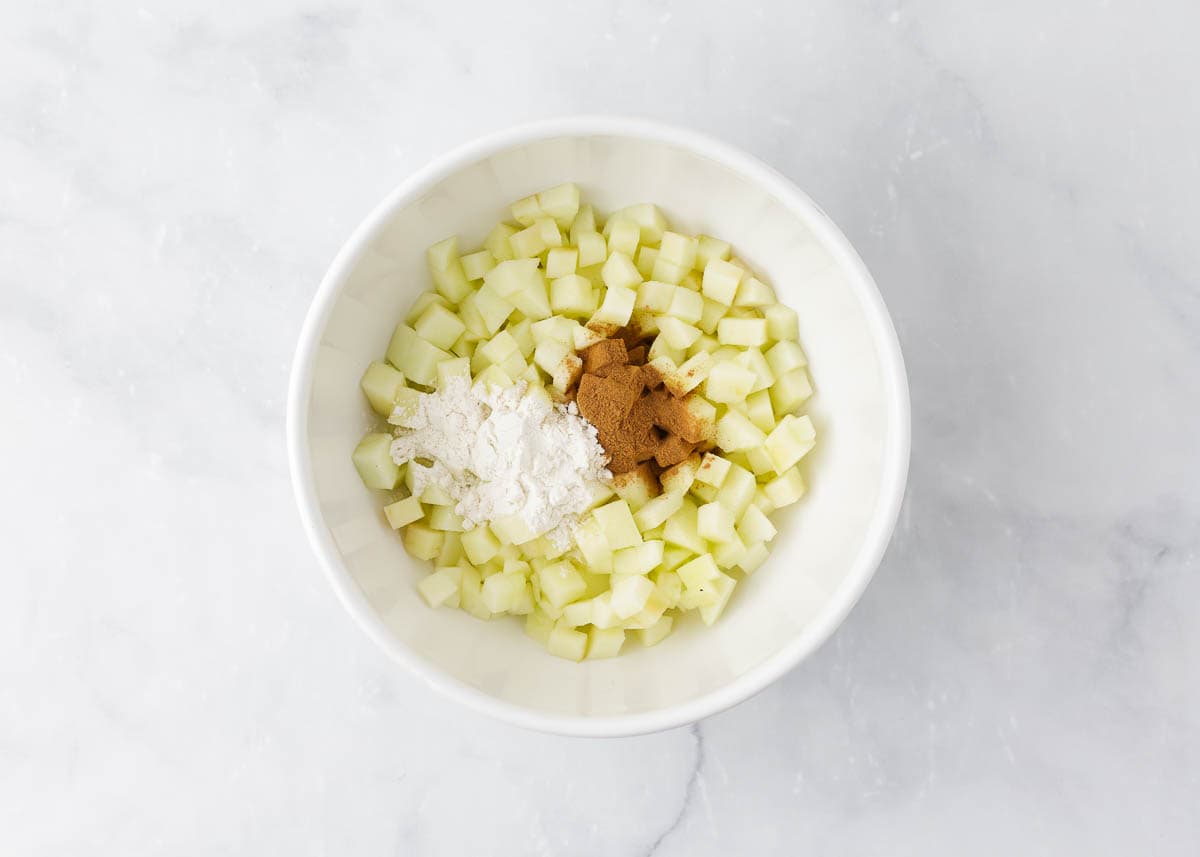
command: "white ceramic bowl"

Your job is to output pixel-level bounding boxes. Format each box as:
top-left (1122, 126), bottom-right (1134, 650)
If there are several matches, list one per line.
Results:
top-left (287, 117), bottom-right (909, 737)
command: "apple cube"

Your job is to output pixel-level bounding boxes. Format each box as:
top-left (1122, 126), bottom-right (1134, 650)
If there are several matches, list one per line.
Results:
top-left (459, 249), bottom-right (495, 282)
top-left (739, 542), bottom-right (770, 574)
top-left (533, 339), bottom-right (570, 375)
top-left (546, 247), bottom-right (578, 278)
top-left (766, 339), bottom-right (807, 375)
top-left (698, 573), bottom-right (737, 625)
top-left (360, 362), bottom-right (407, 417)
top-left (601, 252), bottom-right (642, 291)
top-left (472, 284), bottom-right (515, 335)
top-left (417, 568), bottom-right (462, 608)
top-left (734, 276), bottom-right (775, 307)
top-left (637, 614), bottom-right (674, 647)
top-left (701, 258), bottom-right (743, 305)
top-left (413, 302), bottom-right (467, 351)
top-left (405, 291), bottom-right (449, 326)
top-left (763, 303), bottom-right (799, 341)
top-left (676, 554), bottom-right (719, 590)
top-left (386, 324), bottom-right (453, 387)
top-left (352, 433), bottom-right (401, 490)
top-left (743, 445), bottom-right (776, 476)
top-left (715, 462), bottom-right (757, 517)
top-left (662, 352), bottom-right (711, 396)
top-left (712, 531), bottom-right (748, 568)
top-left (636, 280), bottom-right (676, 314)
top-left (610, 573), bottom-right (655, 619)
top-left (704, 361), bottom-right (756, 404)
top-left (426, 236), bottom-right (472, 303)
top-left (607, 203), bottom-right (668, 243)
top-left (660, 453), bottom-right (702, 495)
top-left (592, 499), bottom-right (643, 550)
top-left (613, 540), bottom-right (665, 576)
top-left (656, 316), bottom-right (701, 350)
top-left (647, 336), bottom-right (684, 365)
top-left (633, 491), bottom-right (684, 531)
top-left (402, 522), bottom-right (443, 561)
top-left (695, 234), bottom-right (732, 270)
top-left (650, 256), bottom-right (689, 285)
top-left (428, 505), bottom-right (465, 532)
top-left (683, 396), bottom-right (718, 442)
top-left (546, 622), bottom-right (587, 661)
top-left (697, 298), bottom-right (728, 335)
top-left (738, 504), bottom-right (778, 543)
top-left (697, 501), bottom-right (736, 543)
top-left (663, 497), bottom-right (706, 554)
top-left (574, 517), bottom-right (613, 573)
top-left (490, 512), bottom-right (539, 546)
top-left (510, 194), bottom-right (545, 226)
top-left (687, 333), bottom-right (720, 357)
top-left (695, 454), bottom-right (730, 489)
top-left (537, 560), bottom-right (587, 609)
top-left (524, 608), bottom-right (555, 643)
top-left (569, 204), bottom-right (597, 243)
top-left (484, 223), bottom-right (518, 262)
top-left (537, 183), bottom-right (581, 228)
top-left (770, 368), bottom-right (813, 414)
top-left (587, 626), bottom-right (625, 659)
top-left (765, 414), bottom-right (816, 472)
top-left (383, 495), bottom-right (424, 529)
top-left (549, 274), bottom-right (596, 318)
top-left (461, 525), bottom-right (501, 566)
top-left (717, 317), bottom-right (768, 348)
top-left (590, 286), bottom-right (636, 328)
top-left (658, 231), bottom-right (698, 269)
top-left (576, 231), bottom-right (607, 267)
top-left (607, 217), bottom-right (641, 257)
top-left (666, 287), bottom-right (704, 324)
top-left (764, 465), bottom-right (806, 508)
top-left (635, 246), bottom-right (659, 279)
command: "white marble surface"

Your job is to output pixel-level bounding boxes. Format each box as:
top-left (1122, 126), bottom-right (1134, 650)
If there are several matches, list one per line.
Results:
top-left (4, 0), bottom-right (1199, 853)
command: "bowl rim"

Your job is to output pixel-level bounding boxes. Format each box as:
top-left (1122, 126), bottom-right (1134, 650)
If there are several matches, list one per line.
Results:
top-left (286, 115), bottom-right (910, 738)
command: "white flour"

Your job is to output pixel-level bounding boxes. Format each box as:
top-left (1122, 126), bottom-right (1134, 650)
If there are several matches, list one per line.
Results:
top-left (389, 378), bottom-right (610, 548)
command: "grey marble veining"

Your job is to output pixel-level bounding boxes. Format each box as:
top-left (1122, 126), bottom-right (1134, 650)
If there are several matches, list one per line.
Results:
top-left (3, 1), bottom-right (1198, 854)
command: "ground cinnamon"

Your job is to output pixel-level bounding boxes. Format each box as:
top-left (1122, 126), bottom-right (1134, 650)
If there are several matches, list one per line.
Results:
top-left (572, 328), bottom-right (711, 478)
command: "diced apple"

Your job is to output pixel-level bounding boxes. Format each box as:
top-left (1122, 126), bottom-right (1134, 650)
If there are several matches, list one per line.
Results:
top-left (660, 453), bottom-right (702, 495)
top-left (717, 317), bottom-right (768, 348)
top-left (405, 291), bottom-right (450, 326)
top-left (490, 512), bottom-right (539, 546)
top-left (663, 497), bottom-right (706, 554)
top-left (533, 339), bottom-right (570, 378)
top-left (546, 247), bottom-right (578, 278)
top-left (383, 495), bottom-right (424, 529)
top-left (537, 560), bottom-right (587, 609)
top-left (633, 491), bottom-right (684, 531)
top-left (683, 396), bottom-right (718, 442)
top-left (576, 231), bottom-right (607, 267)
top-left (743, 445), bottom-right (776, 476)
top-left (712, 531), bottom-right (748, 568)
top-left (636, 280), bottom-right (676, 314)
top-left (739, 542), bottom-right (770, 574)
top-left (697, 298), bottom-right (728, 335)
top-left (607, 218), bottom-right (641, 257)
top-left (650, 256), bottom-right (688, 285)
top-left (592, 499), bottom-right (643, 550)
top-left (770, 368), bottom-right (813, 414)
top-left (647, 336), bottom-right (684, 365)
top-left (537, 183), bottom-right (581, 229)
top-left (763, 466), bottom-right (806, 508)
top-left (573, 517), bottom-right (613, 573)
top-left (352, 433), bottom-right (401, 490)
top-left (763, 303), bottom-right (799, 341)
top-left (524, 608), bottom-right (555, 643)
top-left (687, 333), bottom-right (720, 357)
top-left (656, 316), bottom-right (701, 349)
top-left (695, 454), bottom-right (730, 488)
top-left (637, 614), bottom-right (674, 647)
top-left (676, 554), bottom-right (719, 590)
top-left (613, 540), bottom-right (665, 576)
top-left (734, 276), bottom-right (775, 307)
top-left (697, 501), bottom-right (736, 543)
top-left (458, 250), bottom-right (495, 284)
top-left (601, 252), bottom-right (642, 291)
top-left (606, 203), bottom-right (668, 243)
top-left (549, 274), bottom-right (596, 318)
top-left (765, 414), bottom-right (816, 473)
top-left (426, 236), bottom-right (472, 303)
top-left (701, 258), bottom-right (743, 305)
top-left (695, 234), bottom-right (732, 270)
top-left (666, 287), bottom-right (704, 324)
top-left (461, 525), bottom-right (501, 566)
top-left (658, 231), bottom-right (698, 269)
top-left (610, 573), bottom-right (655, 619)
top-left (511, 194), bottom-right (545, 226)
top-left (635, 246), bottom-right (659, 279)
top-left (569, 204), bottom-right (597, 243)
top-left (481, 571), bottom-right (528, 613)
top-left (428, 505), bottom-right (465, 532)
top-left (698, 573), bottom-right (737, 625)
top-left (589, 286), bottom-right (636, 328)
top-left (386, 324), bottom-right (453, 387)
top-left (472, 284), bottom-right (515, 335)
top-left (546, 621), bottom-right (587, 661)
top-left (412, 302), bottom-right (467, 351)
top-left (715, 462), bottom-right (757, 517)
top-left (360, 362), bottom-right (406, 416)
top-left (704, 361), bottom-right (756, 404)
top-left (587, 626), bottom-right (625, 659)
top-left (738, 503), bottom-right (777, 543)
top-left (403, 522), bottom-right (444, 561)
top-left (417, 568), bottom-right (461, 608)
top-left (484, 223), bottom-right (518, 262)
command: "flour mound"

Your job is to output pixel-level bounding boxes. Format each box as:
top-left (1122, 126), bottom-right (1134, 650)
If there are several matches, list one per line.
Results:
top-left (389, 378), bottom-right (610, 548)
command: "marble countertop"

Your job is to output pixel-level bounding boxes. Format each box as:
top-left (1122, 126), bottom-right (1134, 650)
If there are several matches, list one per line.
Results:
top-left (4, 1), bottom-right (1198, 854)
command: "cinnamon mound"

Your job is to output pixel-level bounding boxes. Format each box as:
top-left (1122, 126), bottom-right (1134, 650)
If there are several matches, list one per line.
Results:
top-left (572, 330), bottom-right (711, 475)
